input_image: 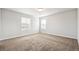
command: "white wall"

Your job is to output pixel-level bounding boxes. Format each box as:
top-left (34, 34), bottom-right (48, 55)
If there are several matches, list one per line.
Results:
top-left (1, 9), bottom-right (39, 40)
top-left (78, 9), bottom-right (79, 44)
top-left (32, 16), bottom-right (39, 33)
top-left (40, 9), bottom-right (77, 39)
top-left (0, 8), bottom-right (77, 40)
top-left (0, 9), bottom-right (2, 39)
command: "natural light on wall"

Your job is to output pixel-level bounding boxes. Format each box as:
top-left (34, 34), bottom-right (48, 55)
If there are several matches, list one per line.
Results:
top-left (41, 19), bottom-right (46, 30)
top-left (21, 17), bottom-right (31, 31)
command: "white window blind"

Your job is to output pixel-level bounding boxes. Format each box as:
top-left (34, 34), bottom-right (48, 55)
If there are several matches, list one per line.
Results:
top-left (21, 17), bottom-right (31, 31)
top-left (41, 19), bottom-right (46, 29)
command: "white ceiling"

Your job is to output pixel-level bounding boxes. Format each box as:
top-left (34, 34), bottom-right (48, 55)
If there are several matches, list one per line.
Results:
top-left (6, 8), bottom-right (76, 17)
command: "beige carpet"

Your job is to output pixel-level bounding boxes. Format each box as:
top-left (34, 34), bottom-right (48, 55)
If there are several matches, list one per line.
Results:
top-left (0, 33), bottom-right (78, 51)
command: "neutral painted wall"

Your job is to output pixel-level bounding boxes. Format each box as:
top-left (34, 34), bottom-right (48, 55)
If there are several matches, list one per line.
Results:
top-left (32, 16), bottom-right (39, 33)
top-left (78, 9), bottom-right (79, 44)
top-left (0, 9), bottom-right (2, 39)
top-left (0, 8), bottom-right (77, 40)
top-left (1, 9), bottom-right (39, 40)
top-left (40, 9), bottom-right (77, 39)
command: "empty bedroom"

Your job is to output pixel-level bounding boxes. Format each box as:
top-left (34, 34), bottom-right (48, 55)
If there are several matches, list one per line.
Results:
top-left (0, 8), bottom-right (78, 51)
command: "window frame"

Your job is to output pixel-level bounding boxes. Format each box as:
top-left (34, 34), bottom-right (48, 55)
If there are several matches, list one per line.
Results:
top-left (21, 17), bottom-right (31, 31)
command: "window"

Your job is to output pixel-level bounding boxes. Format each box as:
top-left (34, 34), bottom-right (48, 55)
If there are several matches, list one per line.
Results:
top-left (41, 19), bottom-right (46, 29)
top-left (21, 17), bottom-right (31, 31)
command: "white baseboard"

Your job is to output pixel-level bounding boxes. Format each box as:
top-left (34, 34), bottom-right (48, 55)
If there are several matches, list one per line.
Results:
top-left (0, 32), bottom-right (38, 41)
top-left (43, 32), bottom-right (77, 40)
